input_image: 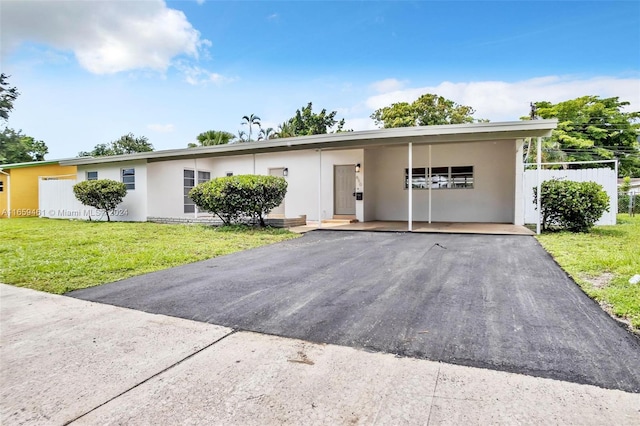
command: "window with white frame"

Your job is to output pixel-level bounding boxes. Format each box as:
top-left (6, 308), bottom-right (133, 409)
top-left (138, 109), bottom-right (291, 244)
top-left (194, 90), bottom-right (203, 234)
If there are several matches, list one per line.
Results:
top-left (87, 171), bottom-right (98, 180)
top-left (184, 169), bottom-right (211, 213)
top-left (405, 166), bottom-right (473, 189)
top-left (121, 168), bottom-right (135, 190)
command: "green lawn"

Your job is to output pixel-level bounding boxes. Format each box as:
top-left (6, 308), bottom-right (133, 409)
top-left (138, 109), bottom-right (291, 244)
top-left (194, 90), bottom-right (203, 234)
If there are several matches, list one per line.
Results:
top-left (0, 218), bottom-right (299, 294)
top-left (536, 214), bottom-right (640, 330)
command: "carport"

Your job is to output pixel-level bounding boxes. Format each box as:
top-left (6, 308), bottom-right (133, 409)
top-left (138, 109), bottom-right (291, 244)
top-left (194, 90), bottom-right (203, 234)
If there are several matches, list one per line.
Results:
top-left (310, 120), bottom-right (557, 232)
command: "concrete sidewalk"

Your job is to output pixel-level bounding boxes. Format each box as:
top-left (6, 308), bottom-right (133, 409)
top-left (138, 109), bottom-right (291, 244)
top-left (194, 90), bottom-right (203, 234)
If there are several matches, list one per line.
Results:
top-left (1, 284), bottom-right (639, 425)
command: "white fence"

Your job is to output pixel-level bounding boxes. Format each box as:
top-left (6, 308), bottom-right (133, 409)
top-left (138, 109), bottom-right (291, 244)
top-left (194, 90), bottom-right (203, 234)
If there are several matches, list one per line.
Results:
top-left (523, 167), bottom-right (618, 225)
top-left (39, 178), bottom-right (94, 219)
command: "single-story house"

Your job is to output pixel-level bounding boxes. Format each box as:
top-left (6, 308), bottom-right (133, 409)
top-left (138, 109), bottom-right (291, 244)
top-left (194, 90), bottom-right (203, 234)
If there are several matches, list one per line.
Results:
top-left (49, 120), bottom-right (557, 227)
top-left (0, 160), bottom-right (77, 218)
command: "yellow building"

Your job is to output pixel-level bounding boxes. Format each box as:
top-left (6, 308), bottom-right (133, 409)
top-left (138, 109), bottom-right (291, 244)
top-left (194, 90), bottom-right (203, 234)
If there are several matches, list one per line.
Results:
top-left (0, 160), bottom-right (77, 218)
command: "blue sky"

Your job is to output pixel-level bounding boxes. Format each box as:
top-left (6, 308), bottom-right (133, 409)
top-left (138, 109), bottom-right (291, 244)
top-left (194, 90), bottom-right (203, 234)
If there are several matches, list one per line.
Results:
top-left (2, 0), bottom-right (639, 159)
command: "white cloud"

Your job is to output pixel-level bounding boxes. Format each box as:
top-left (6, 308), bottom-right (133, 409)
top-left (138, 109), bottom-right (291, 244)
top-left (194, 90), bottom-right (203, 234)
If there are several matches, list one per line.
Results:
top-left (370, 78), bottom-right (406, 93)
top-left (267, 13), bottom-right (279, 21)
top-left (343, 117), bottom-right (378, 132)
top-left (366, 76), bottom-right (640, 122)
top-left (147, 123), bottom-right (175, 133)
top-left (195, 0), bottom-right (206, 5)
top-left (174, 62), bottom-right (236, 86)
top-left (1, 0), bottom-right (209, 74)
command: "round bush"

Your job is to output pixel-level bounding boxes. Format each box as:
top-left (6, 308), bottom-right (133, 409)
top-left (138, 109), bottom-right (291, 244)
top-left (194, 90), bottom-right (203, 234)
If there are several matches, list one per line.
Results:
top-left (189, 175), bottom-right (287, 226)
top-left (534, 179), bottom-right (609, 232)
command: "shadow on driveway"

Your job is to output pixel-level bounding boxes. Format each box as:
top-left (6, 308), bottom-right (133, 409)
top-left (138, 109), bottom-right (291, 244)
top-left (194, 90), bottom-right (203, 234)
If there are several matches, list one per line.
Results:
top-left (69, 231), bottom-right (640, 393)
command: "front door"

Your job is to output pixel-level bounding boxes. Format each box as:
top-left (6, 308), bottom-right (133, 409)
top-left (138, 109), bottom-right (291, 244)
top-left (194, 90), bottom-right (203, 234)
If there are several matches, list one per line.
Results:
top-left (269, 168), bottom-right (285, 216)
top-left (334, 165), bottom-right (356, 216)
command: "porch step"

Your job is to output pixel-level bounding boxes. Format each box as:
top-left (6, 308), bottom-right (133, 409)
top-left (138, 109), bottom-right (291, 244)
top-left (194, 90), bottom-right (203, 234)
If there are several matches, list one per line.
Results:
top-left (322, 218), bottom-right (359, 224)
top-left (265, 215), bottom-right (307, 228)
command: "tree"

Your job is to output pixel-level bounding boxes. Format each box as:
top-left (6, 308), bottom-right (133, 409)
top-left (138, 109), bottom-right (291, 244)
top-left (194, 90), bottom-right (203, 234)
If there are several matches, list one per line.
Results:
top-left (0, 74), bottom-right (19, 121)
top-left (530, 96), bottom-right (640, 177)
top-left (0, 128), bottom-right (48, 164)
top-left (188, 130), bottom-right (235, 147)
top-left (73, 179), bottom-right (127, 222)
top-left (236, 130), bottom-right (249, 143)
top-left (258, 127), bottom-right (275, 141)
top-left (0, 74), bottom-right (49, 164)
top-left (286, 102), bottom-right (346, 136)
top-left (371, 93), bottom-right (479, 128)
top-left (79, 133), bottom-right (153, 157)
top-left (273, 121), bottom-right (296, 138)
top-left (241, 114), bottom-right (261, 142)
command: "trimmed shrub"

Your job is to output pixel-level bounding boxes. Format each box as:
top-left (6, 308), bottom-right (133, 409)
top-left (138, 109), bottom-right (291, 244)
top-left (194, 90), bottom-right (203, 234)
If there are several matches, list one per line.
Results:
top-left (73, 179), bottom-right (127, 222)
top-left (189, 175), bottom-right (287, 226)
top-left (533, 179), bottom-right (609, 232)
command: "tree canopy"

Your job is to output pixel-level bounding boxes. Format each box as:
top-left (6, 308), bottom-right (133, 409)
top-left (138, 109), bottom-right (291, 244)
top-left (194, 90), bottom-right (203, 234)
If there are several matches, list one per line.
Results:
top-left (275, 102), bottom-right (347, 138)
top-left (529, 96), bottom-right (640, 177)
top-left (371, 93), bottom-right (479, 128)
top-left (79, 133), bottom-right (154, 157)
top-left (188, 130), bottom-right (235, 147)
top-left (0, 128), bottom-right (48, 164)
top-left (0, 73), bottom-right (19, 121)
top-left (0, 74), bottom-right (49, 164)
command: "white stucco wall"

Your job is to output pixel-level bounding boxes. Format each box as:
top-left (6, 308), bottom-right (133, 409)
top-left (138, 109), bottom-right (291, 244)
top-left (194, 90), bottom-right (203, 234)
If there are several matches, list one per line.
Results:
top-left (366, 140), bottom-right (517, 223)
top-left (76, 161), bottom-right (147, 221)
top-left (74, 140), bottom-right (517, 224)
top-left (147, 150), bottom-right (364, 222)
top-left (147, 158), bottom-right (219, 219)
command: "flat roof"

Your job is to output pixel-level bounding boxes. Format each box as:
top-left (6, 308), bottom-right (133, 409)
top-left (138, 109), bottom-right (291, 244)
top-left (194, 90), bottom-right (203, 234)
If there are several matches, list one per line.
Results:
top-left (61, 120), bottom-right (557, 166)
top-left (0, 159), bottom-right (75, 170)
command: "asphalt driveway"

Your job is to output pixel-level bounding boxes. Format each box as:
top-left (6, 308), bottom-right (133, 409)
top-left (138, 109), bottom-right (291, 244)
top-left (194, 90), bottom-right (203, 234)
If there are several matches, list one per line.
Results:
top-left (69, 231), bottom-right (640, 393)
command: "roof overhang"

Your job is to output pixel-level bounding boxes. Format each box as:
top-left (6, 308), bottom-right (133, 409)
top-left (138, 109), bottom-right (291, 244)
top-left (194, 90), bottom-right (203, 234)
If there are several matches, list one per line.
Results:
top-left (61, 119), bottom-right (557, 166)
top-left (0, 159), bottom-right (68, 170)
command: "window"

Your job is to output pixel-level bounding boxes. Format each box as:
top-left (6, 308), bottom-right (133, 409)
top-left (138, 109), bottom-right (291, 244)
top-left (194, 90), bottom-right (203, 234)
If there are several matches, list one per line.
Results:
top-left (405, 166), bottom-right (473, 189)
top-left (198, 171), bottom-right (211, 184)
top-left (87, 171), bottom-right (98, 180)
top-left (0, 180), bottom-right (3, 192)
top-left (184, 170), bottom-right (211, 213)
top-left (121, 168), bottom-right (135, 190)
top-left (405, 168), bottom-right (427, 189)
top-left (226, 172), bottom-right (233, 177)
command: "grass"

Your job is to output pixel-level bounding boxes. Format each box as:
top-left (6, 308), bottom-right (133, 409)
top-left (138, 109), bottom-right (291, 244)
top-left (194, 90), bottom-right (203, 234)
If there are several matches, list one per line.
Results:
top-left (536, 214), bottom-right (640, 330)
top-left (0, 218), bottom-right (299, 294)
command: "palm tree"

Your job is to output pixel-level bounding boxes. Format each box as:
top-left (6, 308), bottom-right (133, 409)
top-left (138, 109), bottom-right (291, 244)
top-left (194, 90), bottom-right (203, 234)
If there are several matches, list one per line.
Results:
top-left (236, 130), bottom-right (249, 143)
top-left (274, 121), bottom-right (296, 138)
top-left (192, 130), bottom-right (235, 147)
top-left (241, 114), bottom-right (261, 142)
top-left (258, 127), bottom-right (275, 141)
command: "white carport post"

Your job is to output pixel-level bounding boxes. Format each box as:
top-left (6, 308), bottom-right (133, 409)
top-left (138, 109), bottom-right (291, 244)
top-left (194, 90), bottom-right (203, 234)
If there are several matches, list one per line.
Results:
top-left (536, 137), bottom-right (542, 235)
top-left (428, 145), bottom-right (432, 224)
top-left (408, 143), bottom-right (413, 231)
top-left (317, 149), bottom-right (322, 228)
top-left (194, 158), bottom-right (198, 219)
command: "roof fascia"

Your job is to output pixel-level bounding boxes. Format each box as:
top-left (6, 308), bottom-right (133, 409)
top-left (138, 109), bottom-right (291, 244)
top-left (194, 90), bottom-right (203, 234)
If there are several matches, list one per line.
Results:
top-left (61, 120), bottom-right (557, 166)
